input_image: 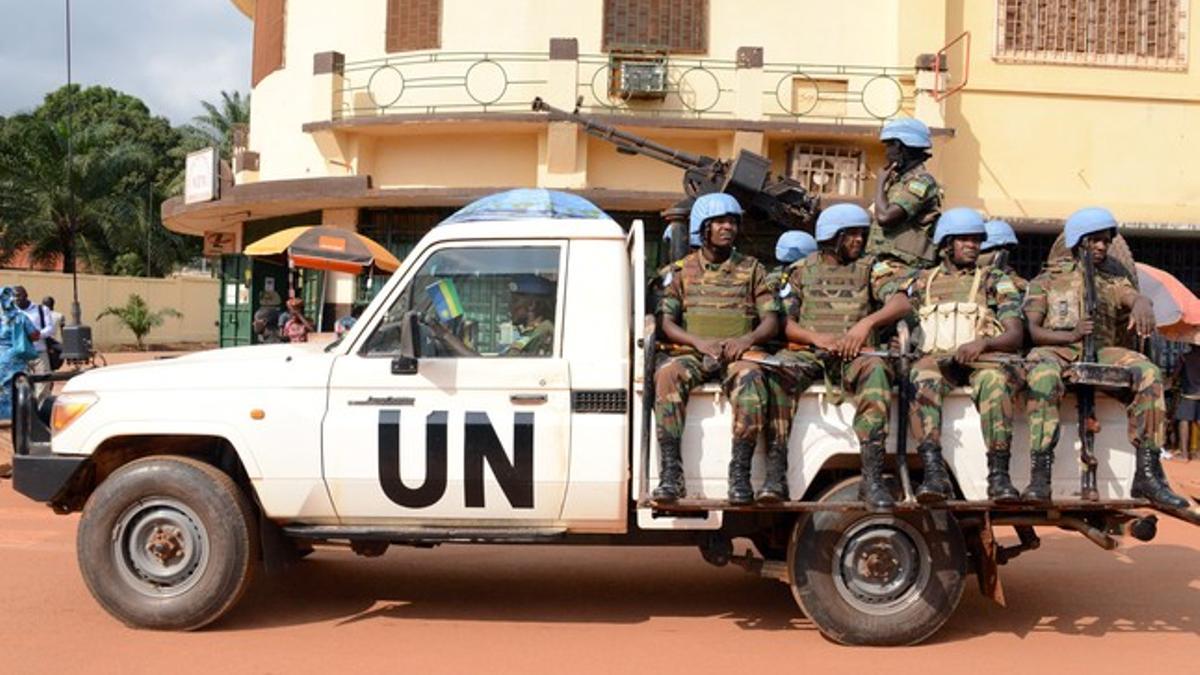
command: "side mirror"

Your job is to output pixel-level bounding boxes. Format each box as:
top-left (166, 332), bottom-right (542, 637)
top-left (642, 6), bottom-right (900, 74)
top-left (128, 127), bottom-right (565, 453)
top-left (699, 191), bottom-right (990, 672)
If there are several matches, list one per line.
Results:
top-left (392, 311), bottom-right (422, 375)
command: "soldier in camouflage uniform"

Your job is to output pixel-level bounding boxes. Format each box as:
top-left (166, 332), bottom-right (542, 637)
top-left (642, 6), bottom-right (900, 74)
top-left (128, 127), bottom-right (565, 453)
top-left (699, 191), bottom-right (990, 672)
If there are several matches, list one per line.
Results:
top-left (653, 193), bottom-right (780, 505)
top-left (979, 219), bottom-right (1028, 295)
top-left (1022, 207), bottom-right (1188, 508)
top-left (775, 204), bottom-right (913, 511)
top-left (906, 208), bottom-right (1026, 503)
top-left (868, 118), bottom-right (943, 284)
top-left (756, 231), bottom-right (818, 502)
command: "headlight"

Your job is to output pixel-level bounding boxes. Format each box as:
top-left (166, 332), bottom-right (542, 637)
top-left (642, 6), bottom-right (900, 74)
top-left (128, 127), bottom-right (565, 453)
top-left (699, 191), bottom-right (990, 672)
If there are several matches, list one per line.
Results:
top-left (51, 393), bottom-right (98, 433)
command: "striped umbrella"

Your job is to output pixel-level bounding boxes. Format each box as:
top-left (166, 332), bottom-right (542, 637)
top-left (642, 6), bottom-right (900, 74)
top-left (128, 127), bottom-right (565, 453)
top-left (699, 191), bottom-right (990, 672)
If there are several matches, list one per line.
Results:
top-left (1136, 263), bottom-right (1200, 343)
top-left (243, 226), bottom-right (401, 274)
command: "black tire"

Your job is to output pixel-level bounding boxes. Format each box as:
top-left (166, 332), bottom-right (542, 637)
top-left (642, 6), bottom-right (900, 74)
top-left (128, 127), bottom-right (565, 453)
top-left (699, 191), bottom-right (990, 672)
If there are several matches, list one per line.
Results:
top-left (76, 456), bottom-right (258, 630)
top-left (787, 477), bottom-right (966, 646)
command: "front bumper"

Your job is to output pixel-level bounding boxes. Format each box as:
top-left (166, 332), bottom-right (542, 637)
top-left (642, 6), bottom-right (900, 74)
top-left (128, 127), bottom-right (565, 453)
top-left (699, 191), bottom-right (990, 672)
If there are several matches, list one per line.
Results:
top-left (9, 373), bottom-right (86, 503)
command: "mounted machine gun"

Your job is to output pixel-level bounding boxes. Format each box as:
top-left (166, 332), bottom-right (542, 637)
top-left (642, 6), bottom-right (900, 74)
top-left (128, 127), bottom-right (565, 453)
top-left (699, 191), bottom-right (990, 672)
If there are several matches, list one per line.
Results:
top-left (533, 97), bottom-right (820, 259)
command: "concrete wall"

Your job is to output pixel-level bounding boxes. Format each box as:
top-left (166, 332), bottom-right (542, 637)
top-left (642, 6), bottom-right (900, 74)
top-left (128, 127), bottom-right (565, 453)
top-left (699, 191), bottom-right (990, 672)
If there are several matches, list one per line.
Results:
top-left (0, 272), bottom-right (218, 348)
top-left (937, 1), bottom-right (1200, 224)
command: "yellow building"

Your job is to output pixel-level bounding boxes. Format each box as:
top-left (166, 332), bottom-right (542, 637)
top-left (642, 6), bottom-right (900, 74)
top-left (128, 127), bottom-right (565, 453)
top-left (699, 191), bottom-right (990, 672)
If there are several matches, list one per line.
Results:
top-left (164, 0), bottom-right (1199, 344)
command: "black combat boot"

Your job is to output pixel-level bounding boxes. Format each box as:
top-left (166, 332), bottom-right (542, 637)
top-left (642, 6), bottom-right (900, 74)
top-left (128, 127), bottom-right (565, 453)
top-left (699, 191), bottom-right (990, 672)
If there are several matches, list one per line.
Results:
top-left (1021, 453), bottom-right (1053, 504)
top-left (986, 450), bottom-right (1021, 503)
top-left (652, 438), bottom-right (686, 503)
top-left (756, 444), bottom-right (790, 503)
top-left (727, 440), bottom-right (755, 505)
top-left (857, 442), bottom-right (895, 512)
top-left (915, 442), bottom-right (953, 503)
top-left (1131, 445), bottom-right (1189, 510)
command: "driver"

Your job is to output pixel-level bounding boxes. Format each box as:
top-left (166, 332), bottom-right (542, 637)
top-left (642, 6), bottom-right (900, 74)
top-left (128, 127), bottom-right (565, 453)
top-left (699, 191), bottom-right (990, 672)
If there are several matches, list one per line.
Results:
top-left (432, 275), bottom-right (556, 357)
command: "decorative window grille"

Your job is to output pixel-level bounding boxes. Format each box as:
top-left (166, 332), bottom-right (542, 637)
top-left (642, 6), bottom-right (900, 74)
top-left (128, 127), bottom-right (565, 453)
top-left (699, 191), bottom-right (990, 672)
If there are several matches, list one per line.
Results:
top-left (386, 0), bottom-right (441, 53)
top-left (603, 0), bottom-right (708, 54)
top-left (995, 0), bottom-right (1188, 70)
top-left (787, 145), bottom-right (866, 198)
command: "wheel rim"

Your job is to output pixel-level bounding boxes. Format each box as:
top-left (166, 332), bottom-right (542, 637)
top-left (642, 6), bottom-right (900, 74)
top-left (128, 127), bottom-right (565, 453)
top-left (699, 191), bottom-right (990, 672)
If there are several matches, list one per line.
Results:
top-left (831, 516), bottom-right (931, 615)
top-left (112, 498), bottom-right (210, 597)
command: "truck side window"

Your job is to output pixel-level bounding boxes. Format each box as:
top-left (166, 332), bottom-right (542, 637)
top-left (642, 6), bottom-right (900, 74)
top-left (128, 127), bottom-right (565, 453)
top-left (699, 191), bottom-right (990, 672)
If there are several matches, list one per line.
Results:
top-left (361, 246), bottom-right (562, 358)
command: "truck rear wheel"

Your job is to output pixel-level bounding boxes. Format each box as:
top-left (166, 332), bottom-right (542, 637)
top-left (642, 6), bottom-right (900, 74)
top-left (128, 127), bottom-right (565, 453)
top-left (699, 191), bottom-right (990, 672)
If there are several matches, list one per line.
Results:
top-left (787, 477), bottom-right (966, 646)
top-left (76, 456), bottom-right (257, 630)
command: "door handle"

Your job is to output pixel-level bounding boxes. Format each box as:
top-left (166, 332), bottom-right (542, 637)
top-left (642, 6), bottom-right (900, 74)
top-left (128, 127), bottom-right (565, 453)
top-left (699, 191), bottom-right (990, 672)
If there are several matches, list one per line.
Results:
top-left (349, 396), bottom-right (415, 406)
top-left (510, 394), bottom-right (548, 405)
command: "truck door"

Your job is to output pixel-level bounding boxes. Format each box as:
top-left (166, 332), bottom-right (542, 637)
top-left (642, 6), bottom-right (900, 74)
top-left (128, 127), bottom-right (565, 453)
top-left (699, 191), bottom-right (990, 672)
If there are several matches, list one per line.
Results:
top-left (322, 242), bottom-right (571, 525)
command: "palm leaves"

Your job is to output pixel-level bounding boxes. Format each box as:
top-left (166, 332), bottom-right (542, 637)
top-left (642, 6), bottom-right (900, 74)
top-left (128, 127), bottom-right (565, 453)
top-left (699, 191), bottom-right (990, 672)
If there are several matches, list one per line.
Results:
top-left (0, 117), bottom-right (148, 273)
top-left (96, 294), bottom-right (183, 351)
top-left (184, 90), bottom-right (250, 162)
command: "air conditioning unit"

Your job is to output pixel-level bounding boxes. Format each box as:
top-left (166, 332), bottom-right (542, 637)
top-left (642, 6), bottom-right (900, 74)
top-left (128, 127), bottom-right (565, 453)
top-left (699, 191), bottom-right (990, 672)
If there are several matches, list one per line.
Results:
top-left (609, 50), bottom-right (669, 99)
top-left (787, 144), bottom-right (866, 198)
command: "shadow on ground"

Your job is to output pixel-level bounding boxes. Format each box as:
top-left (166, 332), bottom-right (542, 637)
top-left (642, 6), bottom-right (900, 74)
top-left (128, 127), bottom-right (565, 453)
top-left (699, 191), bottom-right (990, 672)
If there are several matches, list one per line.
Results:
top-left (217, 533), bottom-right (1199, 643)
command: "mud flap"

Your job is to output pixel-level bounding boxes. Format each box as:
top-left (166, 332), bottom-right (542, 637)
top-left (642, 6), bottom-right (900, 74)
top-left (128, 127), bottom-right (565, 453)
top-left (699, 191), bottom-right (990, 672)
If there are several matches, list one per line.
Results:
top-left (974, 513), bottom-right (1006, 607)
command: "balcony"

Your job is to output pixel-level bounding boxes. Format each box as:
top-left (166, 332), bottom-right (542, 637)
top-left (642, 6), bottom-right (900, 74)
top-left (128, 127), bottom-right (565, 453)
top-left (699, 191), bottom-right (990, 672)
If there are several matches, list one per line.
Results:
top-left (307, 39), bottom-right (946, 133)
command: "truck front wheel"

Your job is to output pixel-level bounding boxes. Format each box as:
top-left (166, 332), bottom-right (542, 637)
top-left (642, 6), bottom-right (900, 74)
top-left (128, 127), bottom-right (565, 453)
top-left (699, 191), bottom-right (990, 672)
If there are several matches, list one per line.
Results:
top-left (787, 477), bottom-right (966, 646)
top-left (76, 456), bottom-right (258, 630)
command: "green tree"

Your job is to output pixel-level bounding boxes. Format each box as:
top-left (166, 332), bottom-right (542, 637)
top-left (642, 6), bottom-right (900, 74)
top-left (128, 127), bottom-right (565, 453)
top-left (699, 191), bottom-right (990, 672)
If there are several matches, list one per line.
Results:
top-left (96, 294), bottom-right (183, 350)
top-left (184, 90), bottom-right (250, 163)
top-left (1, 85), bottom-right (201, 276)
top-left (0, 116), bottom-right (148, 274)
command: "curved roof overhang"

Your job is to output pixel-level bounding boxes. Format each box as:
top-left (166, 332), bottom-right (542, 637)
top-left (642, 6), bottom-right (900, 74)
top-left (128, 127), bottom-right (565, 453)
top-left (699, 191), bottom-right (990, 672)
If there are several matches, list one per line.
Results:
top-left (161, 175), bottom-right (680, 236)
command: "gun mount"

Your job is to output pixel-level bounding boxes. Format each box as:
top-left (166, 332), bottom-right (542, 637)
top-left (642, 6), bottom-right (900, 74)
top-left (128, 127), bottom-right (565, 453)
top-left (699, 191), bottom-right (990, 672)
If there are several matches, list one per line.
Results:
top-left (532, 97), bottom-right (820, 238)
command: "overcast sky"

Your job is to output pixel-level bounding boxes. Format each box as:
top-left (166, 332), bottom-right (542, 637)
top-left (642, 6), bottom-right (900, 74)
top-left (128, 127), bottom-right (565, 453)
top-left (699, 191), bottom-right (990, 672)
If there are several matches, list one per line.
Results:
top-left (0, 0), bottom-right (252, 124)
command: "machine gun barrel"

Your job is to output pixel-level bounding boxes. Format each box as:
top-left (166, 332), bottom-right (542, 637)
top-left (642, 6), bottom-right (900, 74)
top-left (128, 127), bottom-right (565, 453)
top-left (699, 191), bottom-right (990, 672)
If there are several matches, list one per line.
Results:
top-left (532, 97), bottom-right (720, 175)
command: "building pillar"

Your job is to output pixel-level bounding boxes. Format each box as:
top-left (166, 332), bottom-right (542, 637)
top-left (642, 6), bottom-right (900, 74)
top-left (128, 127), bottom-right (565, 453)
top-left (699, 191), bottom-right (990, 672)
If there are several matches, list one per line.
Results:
top-left (321, 208), bottom-right (359, 327)
top-left (311, 51), bottom-right (354, 175)
top-left (540, 38), bottom-right (587, 189)
top-left (734, 47), bottom-right (764, 121)
top-left (914, 53), bottom-right (948, 129)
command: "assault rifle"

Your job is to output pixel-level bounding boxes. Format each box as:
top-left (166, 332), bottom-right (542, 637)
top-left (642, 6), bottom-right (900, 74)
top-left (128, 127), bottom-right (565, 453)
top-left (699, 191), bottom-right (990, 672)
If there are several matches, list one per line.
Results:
top-left (532, 97), bottom-right (820, 233)
top-left (1076, 246), bottom-right (1102, 501)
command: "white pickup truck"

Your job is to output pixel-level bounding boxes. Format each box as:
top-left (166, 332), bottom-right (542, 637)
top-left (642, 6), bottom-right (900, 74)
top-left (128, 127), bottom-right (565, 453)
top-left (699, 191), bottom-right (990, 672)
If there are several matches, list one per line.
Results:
top-left (11, 198), bottom-right (1198, 645)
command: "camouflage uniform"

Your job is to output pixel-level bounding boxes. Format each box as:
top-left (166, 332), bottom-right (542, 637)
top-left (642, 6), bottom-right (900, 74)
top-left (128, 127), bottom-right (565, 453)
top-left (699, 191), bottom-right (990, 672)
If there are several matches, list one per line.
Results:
top-left (773, 252), bottom-right (909, 449)
top-left (655, 250), bottom-right (778, 449)
top-left (1023, 260), bottom-right (1165, 456)
top-left (907, 262), bottom-right (1025, 455)
top-left (867, 163), bottom-right (942, 279)
top-left (977, 250), bottom-right (1029, 296)
top-left (507, 319), bottom-right (554, 356)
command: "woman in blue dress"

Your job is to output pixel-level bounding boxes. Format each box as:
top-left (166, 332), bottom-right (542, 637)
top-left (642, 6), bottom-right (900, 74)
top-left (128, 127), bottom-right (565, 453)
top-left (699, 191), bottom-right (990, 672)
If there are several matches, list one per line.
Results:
top-left (0, 286), bottom-right (41, 422)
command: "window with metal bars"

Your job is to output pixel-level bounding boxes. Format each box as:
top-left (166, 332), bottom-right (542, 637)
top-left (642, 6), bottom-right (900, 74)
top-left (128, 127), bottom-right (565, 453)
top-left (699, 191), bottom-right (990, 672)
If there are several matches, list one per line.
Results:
top-left (386, 0), bottom-right (441, 53)
top-left (603, 0), bottom-right (708, 53)
top-left (787, 144), bottom-right (866, 198)
top-left (995, 0), bottom-right (1188, 69)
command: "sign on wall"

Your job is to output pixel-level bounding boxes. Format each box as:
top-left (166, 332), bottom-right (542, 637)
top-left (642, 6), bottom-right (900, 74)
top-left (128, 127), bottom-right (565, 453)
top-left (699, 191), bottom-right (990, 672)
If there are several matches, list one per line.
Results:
top-left (203, 229), bottom-right (242, 257)
top-left (185, 147), bottom-right (219, 204)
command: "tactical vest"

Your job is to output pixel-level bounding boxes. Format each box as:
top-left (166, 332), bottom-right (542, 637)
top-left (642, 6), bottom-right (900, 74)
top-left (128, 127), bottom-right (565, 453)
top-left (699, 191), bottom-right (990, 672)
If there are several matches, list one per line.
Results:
top-left (917, 264), bottom-right (1002, 355)
top-left (680, 253), bottom-right (757, 339)
top-left (796, 253), bottom-right (874, 342)
top-left (866, 165), bottom-right (941, 266)
top-left (1041, 264), bottom-right (1126, 349)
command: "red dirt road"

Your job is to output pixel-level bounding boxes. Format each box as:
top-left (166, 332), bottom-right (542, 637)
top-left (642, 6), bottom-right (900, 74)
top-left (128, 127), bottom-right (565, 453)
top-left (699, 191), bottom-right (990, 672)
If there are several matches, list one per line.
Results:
top-left (2, 465), bottom-right (1199, 675)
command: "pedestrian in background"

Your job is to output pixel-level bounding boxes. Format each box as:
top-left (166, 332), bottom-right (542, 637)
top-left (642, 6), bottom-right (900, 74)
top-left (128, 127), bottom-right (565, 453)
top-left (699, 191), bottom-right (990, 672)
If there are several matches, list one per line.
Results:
top-left (283, 298), bottom-right (314, 343)
top-left (12, 286), bottom-right (52, 399)
top-left (1173, 345), bottom-right (1200, 461)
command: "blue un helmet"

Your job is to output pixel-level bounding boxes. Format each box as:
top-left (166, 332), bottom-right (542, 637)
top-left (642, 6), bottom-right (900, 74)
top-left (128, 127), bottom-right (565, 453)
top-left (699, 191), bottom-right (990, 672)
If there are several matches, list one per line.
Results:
top-left (933, 207), bottom-right (987, 246)
top-left (775, 230), bottom-right (818, 264)
top-left (981, 219), bottom-right (1018, 252)
top-left (814, 203), bottom-right (871, 242)
top-left (688, 193), bottom-right (743, 246)
top-left (1064, 206), bottom-right (1118, 249)
top-left (879, 117), bottom-right (932, 149)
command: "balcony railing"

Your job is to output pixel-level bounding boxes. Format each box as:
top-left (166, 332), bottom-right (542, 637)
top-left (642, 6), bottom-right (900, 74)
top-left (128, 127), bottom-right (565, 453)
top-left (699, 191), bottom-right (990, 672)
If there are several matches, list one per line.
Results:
top-left (322, 46), bottom-right (936, 127)
top-left (335, 51), bottom-right (550, 118)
